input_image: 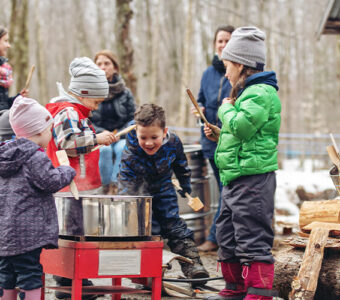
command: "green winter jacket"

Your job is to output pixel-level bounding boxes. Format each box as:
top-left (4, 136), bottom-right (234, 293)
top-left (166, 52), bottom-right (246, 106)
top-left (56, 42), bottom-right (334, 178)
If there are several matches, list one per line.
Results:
top-left (215, 71), bottom-right (281, 186)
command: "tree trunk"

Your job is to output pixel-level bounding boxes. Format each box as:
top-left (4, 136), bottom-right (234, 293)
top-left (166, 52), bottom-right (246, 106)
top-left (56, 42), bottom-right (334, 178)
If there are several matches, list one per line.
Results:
top-left (75, 0), bottom-right (91, 57)
top-left (34, 0), bottom-right (48, 104)
top-left (9, 0), bottom-right (29, 94)
top-left (149, 0), bottom-right (160, 104)
top-left (179, 0), bottom-right (193, 127)
top-left (274, 246), bottom-right (340, 300)
top-left (115, 0), bottom-right (136, 95)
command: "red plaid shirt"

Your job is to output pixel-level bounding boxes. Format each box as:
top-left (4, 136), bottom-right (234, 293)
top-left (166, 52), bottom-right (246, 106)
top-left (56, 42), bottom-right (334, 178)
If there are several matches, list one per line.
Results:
top-left (0, 62), bottom-right (13, 89)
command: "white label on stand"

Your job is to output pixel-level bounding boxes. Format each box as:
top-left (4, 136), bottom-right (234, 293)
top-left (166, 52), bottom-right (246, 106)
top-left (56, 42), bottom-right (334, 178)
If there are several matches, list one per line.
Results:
top-left (98, 250), bottom-right (141, 275)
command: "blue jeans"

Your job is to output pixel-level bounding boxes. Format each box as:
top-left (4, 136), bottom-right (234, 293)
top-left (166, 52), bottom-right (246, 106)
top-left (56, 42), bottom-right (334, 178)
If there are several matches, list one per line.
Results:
top-left (99, 139), bottom-right (126, 185)
top-left (207, 158), bottom-right (223, 244)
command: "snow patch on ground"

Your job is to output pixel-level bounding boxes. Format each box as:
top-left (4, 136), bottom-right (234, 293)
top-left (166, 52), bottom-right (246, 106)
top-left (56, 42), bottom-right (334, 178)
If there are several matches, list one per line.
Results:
top-left (275, 159), bottom-right (336, 228)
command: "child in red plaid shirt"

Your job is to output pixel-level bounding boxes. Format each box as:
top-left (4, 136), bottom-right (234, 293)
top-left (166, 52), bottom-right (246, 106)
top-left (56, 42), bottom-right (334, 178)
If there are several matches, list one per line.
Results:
top-left (0, 26), bottom-right (28, 111)
top-left (46, 57), bottom-right (117, 300)
top-left (46, 57), bottom-right (117, 194)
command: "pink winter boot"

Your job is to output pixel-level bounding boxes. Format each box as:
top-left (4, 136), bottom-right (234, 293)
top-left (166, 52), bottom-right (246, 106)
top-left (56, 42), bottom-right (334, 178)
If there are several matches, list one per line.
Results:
top-left (205, 262), bottom-right (247, 300)
top-left (18, 288), bottom-right (41, 300)
top-left (243, 262), bottom-right (278, 300)
top-left (0, 288), bottom-right (17, 300)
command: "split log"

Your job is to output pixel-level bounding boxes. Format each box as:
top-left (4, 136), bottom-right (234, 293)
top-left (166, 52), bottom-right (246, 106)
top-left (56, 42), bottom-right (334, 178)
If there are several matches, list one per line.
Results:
top-left (274, 246), bottom-right (340, 300)
top-left (299, 199), bottom-right (340, 229)
top-left (283, 235), bottom-right (340, 249)
top-left (289, 227), bottom-right (329, 300)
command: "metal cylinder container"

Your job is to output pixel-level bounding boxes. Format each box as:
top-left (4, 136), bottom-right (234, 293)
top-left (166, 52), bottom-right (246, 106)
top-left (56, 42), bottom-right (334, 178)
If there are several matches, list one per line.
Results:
top-left (178, 144), bottom-right (211, 244)
top-left (55, 194), bottom-right (152, 237)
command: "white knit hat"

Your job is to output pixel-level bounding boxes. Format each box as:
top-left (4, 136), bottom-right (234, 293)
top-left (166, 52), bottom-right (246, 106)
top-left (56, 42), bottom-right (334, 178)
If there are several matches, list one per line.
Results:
top-left (68, 57), bottom-right (109, 99)
top-left (221, 26), bottom-right (266, 70)
top-left (9, 96), bottom-right (53, 138)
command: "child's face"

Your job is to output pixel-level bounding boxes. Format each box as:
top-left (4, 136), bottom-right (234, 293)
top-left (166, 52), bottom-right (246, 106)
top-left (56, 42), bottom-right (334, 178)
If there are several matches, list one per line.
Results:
top-left (80, 98), bottom-right (105, 111)
top-left (224, 60), bottom-right (243, 87)
top-left (0, 33), bottom-right (10, 57)
top-left (136, 124), bottom-right (168, 156)
top-left (37, 124), bottom-right (53, 149)
top-left (96, 55), bottom-right (117, 82)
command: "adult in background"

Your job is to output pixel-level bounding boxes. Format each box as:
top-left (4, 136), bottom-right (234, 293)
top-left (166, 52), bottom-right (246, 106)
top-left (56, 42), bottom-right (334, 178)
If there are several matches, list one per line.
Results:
top-left (0, 26), bottom-right (28, 111)
top-left (91, 50), bottom-right (136, 194)
top-left (193, 25), bottom-right (234, 252)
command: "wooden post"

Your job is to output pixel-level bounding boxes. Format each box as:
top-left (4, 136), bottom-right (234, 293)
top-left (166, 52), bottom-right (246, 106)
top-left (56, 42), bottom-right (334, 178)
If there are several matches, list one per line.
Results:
top-left (289, 227), bottom-right (329, 300)
top-left (290, 222), bottom-right (340, 299)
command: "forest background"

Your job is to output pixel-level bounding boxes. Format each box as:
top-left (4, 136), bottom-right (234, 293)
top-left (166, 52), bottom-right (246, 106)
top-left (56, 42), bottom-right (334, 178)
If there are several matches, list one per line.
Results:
top-left (0, 0), bottom-right (339, 145)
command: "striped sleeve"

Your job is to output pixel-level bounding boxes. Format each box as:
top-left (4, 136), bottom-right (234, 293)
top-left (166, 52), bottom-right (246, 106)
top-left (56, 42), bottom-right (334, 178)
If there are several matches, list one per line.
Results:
top-left (52, 107), bottom-right (97, 157)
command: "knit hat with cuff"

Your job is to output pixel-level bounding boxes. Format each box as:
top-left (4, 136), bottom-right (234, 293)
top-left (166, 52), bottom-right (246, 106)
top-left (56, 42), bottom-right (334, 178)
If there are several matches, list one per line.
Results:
top-left (68, 57), bottom-right (109, 99)
top-left (221, 26), bottom-right (266, 71)
top-left (9, 96), bottom-right (54, 138)
top-left (0, 109), bottom-right (14, 137)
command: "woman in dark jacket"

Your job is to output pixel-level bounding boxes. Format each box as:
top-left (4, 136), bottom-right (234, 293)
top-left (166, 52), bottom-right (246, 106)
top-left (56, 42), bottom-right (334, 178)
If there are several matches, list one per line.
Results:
top-left (0, 26), bottom-right (28, 111)
top-left (92, 50), bottom-right (135, 194)
top-left (193, 25), bottom-right (234, 252)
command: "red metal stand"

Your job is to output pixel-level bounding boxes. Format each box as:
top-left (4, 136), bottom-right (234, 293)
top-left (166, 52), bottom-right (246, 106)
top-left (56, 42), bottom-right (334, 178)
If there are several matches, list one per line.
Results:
top-left (40, 238), bottom-right (163, 300)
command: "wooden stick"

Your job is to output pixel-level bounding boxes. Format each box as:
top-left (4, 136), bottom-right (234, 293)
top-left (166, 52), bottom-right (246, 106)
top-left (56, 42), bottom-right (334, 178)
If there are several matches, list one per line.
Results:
top-left (186, 88), bottom-right (221, 137)
top-left (23, 65), bottom-right (35, 90)
top-left (172, 179), bottom-right (204, 212)
top-left (56, 150), bottom-right (79, 200)
top-left (163, 282), bottom-right (195, 297)
top-left (186, 88), bottom-right (209, 125)
top-left (91, 124), bottom-right (136, 152)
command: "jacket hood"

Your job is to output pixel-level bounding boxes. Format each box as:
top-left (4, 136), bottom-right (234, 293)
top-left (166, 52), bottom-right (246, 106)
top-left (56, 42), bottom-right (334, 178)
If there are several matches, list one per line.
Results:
top-left (49, 82), bottom-right (82, 105)
top-left (47, 82), bottom-right (92, 117)
top-left (0, 138), bottom-right (40, 177)
top-left (238, 71), bottom-right (279, 97)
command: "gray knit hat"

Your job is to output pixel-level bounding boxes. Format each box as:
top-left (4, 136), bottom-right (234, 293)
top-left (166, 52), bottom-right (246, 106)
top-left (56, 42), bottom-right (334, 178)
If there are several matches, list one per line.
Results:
top-left (221, 26), bottom-right (266, 70)
top-left (0, 109), bottom-right (14, 136)
top-left (68, 57), bottom-right (109, 99)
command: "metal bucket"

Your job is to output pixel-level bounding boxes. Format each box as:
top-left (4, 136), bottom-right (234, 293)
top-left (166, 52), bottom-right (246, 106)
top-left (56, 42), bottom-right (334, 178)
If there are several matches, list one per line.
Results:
top-left (178, 144), bottom-right (211, 244)
top-left (55, 194), bottom-right (152, 237)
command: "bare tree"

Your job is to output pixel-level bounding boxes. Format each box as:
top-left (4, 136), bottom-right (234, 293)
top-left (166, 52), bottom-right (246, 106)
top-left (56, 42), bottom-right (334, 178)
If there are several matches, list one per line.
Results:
top-left (34, 0), bottom-right (48, 103)
top-left (149, 0), bottom-right (160, 103)
top-left (115, 0), bottom-right (136, 95)
top-left (179, 0), bottom-right (193, 127)
top-left (9, 0), bottom-right (29, 93)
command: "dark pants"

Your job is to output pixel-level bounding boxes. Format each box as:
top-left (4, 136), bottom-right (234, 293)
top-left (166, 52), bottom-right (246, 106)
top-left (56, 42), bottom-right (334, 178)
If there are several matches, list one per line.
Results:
top-left (216, 172), bottom-right (275, 264)
top-left (207, 158), bottom-right (223, 244)
top-left (0, 248), bottom-right (43, 290)
top-left (151, 186), bottom-right (193, 241)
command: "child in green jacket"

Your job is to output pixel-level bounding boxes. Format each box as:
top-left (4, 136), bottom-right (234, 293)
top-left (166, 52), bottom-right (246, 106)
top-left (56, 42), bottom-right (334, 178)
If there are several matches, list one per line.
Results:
top-left (204, 27), bottom-right (281, 300)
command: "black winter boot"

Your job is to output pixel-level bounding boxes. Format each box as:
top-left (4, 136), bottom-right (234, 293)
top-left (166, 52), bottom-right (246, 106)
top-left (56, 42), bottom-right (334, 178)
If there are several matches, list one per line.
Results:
top-left (169, 238), bottom-right (209, 287)
top-left (53, 276), bottom-right (98, 300)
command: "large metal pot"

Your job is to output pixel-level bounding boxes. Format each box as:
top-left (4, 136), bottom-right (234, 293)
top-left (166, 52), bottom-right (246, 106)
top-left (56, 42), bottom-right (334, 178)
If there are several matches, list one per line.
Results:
top-left (55, 194), bottom-right (152, 237)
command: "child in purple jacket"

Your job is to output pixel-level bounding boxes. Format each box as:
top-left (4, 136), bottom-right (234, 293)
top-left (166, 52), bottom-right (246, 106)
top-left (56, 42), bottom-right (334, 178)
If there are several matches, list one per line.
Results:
top-left (0, 96), bottom-right (76, 300)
